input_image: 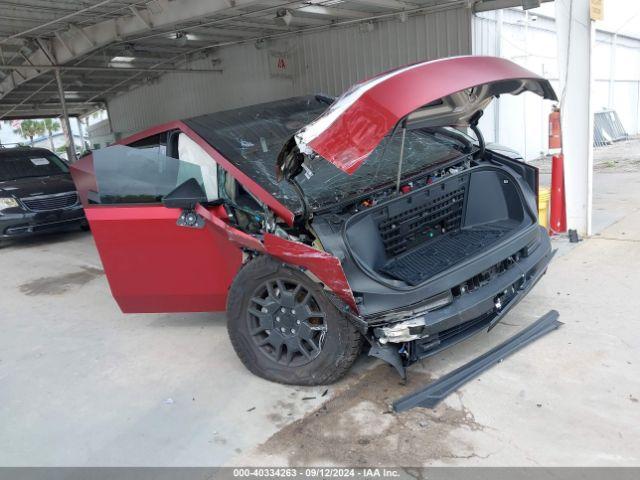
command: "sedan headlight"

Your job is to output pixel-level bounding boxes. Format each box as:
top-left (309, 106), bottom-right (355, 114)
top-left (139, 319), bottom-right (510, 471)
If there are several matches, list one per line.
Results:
top-left (0, 197), bottom-right (19, 211)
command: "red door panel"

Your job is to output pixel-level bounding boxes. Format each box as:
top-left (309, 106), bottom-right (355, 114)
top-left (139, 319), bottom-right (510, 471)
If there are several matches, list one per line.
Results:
top-left (86, 205), bottom-right (242, 313)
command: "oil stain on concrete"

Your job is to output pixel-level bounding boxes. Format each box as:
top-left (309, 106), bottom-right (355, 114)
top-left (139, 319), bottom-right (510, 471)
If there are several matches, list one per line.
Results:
top-left (256, 364), bottom-right (486, 466)
top-left (19, 266), bottom-right (104, 296)
top-left (267, 400), bottom-right (300, 429)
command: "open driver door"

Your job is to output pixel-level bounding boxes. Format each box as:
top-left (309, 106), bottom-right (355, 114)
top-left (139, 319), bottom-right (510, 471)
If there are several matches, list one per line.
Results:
top-left (70, 133), bottom-right (243, 313)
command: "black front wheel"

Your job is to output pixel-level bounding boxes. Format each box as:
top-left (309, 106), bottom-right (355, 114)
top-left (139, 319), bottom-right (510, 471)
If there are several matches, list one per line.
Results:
top-left (227, 256), bottom-right (362, 385)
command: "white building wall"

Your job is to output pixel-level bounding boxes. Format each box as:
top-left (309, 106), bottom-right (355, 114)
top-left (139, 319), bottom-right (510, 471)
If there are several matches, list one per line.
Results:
top-left (593, 32), bottom-right (640, 135)
top-left (106, 6), bottom-right (471, 138)
top-left (473, 10), bottom-right (559, 160)
top-left (473, 8), bottom-right (640, 160)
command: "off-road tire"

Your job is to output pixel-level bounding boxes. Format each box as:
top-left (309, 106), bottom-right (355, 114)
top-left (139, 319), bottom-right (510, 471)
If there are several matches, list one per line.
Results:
top-left (227, 255), bottom-right (362, 385)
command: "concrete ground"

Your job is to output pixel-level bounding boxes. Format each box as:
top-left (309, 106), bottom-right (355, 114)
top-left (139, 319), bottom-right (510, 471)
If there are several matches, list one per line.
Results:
top-left (1, 148), bottom-right (639, 466)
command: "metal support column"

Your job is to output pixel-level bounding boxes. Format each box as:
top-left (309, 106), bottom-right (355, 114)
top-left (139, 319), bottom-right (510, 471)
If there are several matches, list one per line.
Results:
top-left (77, 116), bottom-right (86, 154)
top-left (556, 0), bottom-right (594, 236)
top-left (494, 9), bottom-right (503, 144)
top-left (54, 69), bottom-right (77, 162)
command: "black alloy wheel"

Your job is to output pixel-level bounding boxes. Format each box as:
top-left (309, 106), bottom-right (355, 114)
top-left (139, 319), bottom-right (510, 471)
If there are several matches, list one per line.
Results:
top-left (226, 256), bottom-right (363, 385)
top-left (248, 278), bottom-right (327, 367)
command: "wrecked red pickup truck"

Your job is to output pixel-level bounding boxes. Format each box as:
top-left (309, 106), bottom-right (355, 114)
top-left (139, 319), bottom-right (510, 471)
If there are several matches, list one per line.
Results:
top-left (71, 56), bottom-right (557, 385)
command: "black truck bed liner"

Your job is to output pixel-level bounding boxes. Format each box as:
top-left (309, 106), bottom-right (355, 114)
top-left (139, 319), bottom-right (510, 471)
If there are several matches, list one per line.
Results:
top-left (379, 221), bottom-right (516, 285)
top-left (343, 166), bottom-right (533, 288)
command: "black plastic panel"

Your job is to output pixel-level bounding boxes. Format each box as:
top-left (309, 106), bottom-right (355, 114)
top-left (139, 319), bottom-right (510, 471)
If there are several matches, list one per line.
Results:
top-left (376, 175), bottom-right (468, 257)
top-left (342, 166), bottom-right (533, 291)
top-left (393, 310), bottom-right (562, 412)
top-left (379, 222), bottom-right (515, 285)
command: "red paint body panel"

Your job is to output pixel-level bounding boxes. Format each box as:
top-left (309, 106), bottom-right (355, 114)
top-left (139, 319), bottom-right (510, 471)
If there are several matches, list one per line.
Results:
top-left (263, 233), bottom-right (358, 313)
top-left (300, 56), bottom-right (555, 174)
top-left (69, 123), bottom-right (295, 313)
top-left (86, 205), bottom-right (243, 313)
top-left (196, 204), bottom-right (265, 253)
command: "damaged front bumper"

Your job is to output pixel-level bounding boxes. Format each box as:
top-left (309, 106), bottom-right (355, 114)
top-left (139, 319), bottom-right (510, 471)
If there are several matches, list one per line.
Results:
top-left (364, 237), bottom-right (554, 378)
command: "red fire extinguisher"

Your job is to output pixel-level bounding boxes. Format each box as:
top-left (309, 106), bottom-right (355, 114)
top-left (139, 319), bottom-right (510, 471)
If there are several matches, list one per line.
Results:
top-left (549, 105), bottom-right (562, 150)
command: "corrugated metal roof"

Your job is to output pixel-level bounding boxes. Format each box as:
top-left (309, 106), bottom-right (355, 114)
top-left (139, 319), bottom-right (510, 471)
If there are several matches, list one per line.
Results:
top-left (0, 0), bottom-right (517, 120)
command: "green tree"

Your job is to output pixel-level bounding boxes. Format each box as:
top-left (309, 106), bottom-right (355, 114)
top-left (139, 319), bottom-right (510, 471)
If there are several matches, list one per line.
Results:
top-left (42, 118), bottom-right (61, 151)
top-left (13, 120), bottom-right (45, 147)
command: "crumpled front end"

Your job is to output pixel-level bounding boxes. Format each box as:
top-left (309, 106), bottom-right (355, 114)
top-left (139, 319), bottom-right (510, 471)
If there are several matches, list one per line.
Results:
top-left (306, 157), bottom-right (554, 376)
top-left (373, 235), bottom-right (553, 367)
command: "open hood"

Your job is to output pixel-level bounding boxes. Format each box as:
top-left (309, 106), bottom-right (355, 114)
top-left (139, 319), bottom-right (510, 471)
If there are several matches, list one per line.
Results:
top-left (280, 56), bottom-right (557, 177)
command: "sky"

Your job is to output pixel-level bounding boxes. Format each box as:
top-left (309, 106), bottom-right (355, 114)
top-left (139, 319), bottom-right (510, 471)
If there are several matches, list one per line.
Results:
top-left (1, 118), bottom-right (84, 147)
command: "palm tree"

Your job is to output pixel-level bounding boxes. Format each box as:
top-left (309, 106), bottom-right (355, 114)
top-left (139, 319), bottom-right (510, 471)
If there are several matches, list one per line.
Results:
top-left (42, 118), bottom-right (61, 151)
top-left (13, 120), bottom-right (46, 147)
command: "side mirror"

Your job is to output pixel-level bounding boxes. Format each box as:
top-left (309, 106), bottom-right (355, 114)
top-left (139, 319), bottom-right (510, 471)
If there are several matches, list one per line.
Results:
top-left (162, 178), bottom-right (208, 209)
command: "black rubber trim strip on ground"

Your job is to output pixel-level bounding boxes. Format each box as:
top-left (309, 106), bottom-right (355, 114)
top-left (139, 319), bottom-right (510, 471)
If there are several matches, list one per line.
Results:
top-left (392, 310), bottom-right (562, 412)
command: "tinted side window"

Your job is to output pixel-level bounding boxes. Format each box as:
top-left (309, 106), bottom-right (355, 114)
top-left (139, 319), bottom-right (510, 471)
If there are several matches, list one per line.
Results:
top-left (92, 144), bottom-right (214, 205)
top-left (128, 133), bottom-right (167, 156)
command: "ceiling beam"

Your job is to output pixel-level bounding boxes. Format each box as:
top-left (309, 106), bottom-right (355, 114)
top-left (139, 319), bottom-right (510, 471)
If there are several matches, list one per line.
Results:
top-left (221, 20), bottom-right (291, 31)
top-left (0, 103), bottom-right (102, 110)
top-left (0, 0), bottom-right (272, 99)
top-left (0, 109), bottom-right (93, 120)
top-left (267, 14), bottom-right (330, 27)
top-left (296, 5), bottom-right (372, 19)
top-left (128, 5), bottom-right (153, 30)
top-left (0, 0), bottom-right (116, 43)
top-left (0, 64), bottom-right (223, 73)
top-left (472, 0), bottom-right (554, 13)
top-left (2, 90), bottom-right (105, 96)
top-left (187, 27), bottom-right (257, 39)
top-left (345, 0), bottom-right (410, 10)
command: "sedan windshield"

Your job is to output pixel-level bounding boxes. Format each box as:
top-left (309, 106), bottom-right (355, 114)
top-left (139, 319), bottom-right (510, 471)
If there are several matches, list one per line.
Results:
top-left (0, 150), bottom-right (69, 182)
top-left (184, 96), bottom-right (468, 213)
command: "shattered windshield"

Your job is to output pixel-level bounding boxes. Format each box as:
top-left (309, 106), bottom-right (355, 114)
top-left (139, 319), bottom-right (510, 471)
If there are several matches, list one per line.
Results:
top-left (184, 96), bottom-right (467, 213)
top-left (184, 96), bottom-right (325, 213)
top-left (298, 129), bottom-right (467, 209)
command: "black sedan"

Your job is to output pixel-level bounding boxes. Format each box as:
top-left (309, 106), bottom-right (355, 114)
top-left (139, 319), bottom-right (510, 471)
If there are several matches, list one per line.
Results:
top-left (0, 147), bottom-right (87, 246)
